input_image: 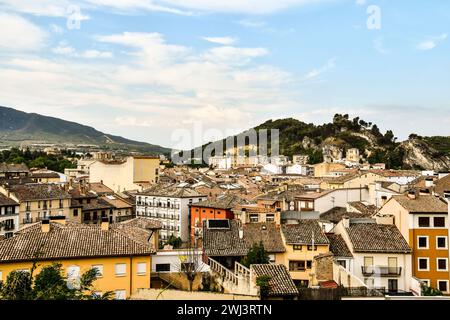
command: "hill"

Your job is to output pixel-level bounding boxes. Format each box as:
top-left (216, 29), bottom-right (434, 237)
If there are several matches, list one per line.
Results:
top-left (190, 114), bottom-right (450, 171)
top-left (0, 106), bottom-right (170, 155)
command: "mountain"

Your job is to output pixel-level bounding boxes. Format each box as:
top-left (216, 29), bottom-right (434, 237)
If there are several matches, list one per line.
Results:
top-left (0, 106), bottom-right (171, 155)
top-left (190, 114), bottom-right (450, 171)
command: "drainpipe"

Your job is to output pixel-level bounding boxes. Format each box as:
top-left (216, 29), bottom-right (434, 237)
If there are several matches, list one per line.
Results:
top-left (129, 256), bottom-right (133, 297)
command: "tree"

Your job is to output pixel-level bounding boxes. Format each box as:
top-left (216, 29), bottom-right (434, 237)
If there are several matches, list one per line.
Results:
top-left (421, 283), bottom-right (442, 296)
top-left (176, 247), bottom-right (204, 291)
top-left (166, 235), bottom-right (182, 249)
top-left (0, 263), bottom-right (112, 300)
top-left (241, 242), bottom-right (270, 268)
top-left (256, 275), bottom-right (272, 299)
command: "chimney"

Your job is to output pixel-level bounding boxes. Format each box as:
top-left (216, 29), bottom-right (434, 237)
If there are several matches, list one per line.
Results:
top-left (425, 178), bottom-right (434, 188)
top-left (342, 215), bottom-right (350, 228)
top-left (41, 219), bottom-right (50, 233)
top-left (49, 215), bottom-right (66, 225)
top-left (101, 216), bottom-right (109, 231)
top-left (407, 190), bottom-right (417, 200)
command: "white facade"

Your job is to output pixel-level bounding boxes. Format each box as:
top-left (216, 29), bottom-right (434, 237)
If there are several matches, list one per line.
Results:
top-left (152, 249), bottom-right (210, 273)
top-left (261, 163), bottom-right (283, 175)
top-left (0, 203), bottom-right (19, 238)
top-left (301, 188), bottom-right (370, 214)
top-left (335, 221), bottom-right (413, 293)
top-left (136, 194), bottom-right (206, 243)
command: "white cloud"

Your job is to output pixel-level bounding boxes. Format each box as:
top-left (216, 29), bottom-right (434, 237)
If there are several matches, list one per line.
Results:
top-left (0, 0), bottom-right (332, 16)
top-left (417, 34), bottom-right (447, 51)
top-left (50, 24), bottom-right (64, 34)
top-left (52, 41), bottom-right (113, 58)
top-left (0, 13), bottom-right (47, 51)
top-left (237, 19), bottom-right (267, 28)
top-left (202, 36), bottom-right (237, 45)
top-left (0, 31), bottom-right (294, 147)
top-left (304, 58), bottom-right (336, 80)
top-left (355, 0), bottom-right (366, 6)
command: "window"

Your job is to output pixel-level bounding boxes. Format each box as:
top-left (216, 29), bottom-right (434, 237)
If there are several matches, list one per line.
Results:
top-left (155, 263), bottom-right (171, 272)
top-left (137, 262), bottom-right (147, 275)
top-left (92, 265), bottom-right (103, 277)
top-left (289, 260), bottom-right (306, 271)
top-left (437, 280), bottom-right (449, 293)
top-left (293, 245), bottom-right (303, 251)
top-left (268, 254), bottom-right (275, 264)
top-left (73, 209), bottom-right (78, 217)
top-left (388, 279), bottom-right (398, 292)
top-left (417, 236), bottom-right (428, 249)
top-left (436, 236), bottom-right (448, 249)
top-left (418, 258), bottom-right (429, 271)
top-left (115, 263), bottom-right (126, 276)
top-left (364, 257), bottom-right (374, 267)
top-left (307, 245), bottom-right (317, 251)
top-left (434, 217), bottom-right (445, 227)
top-left (115, 290), bottom-right (126, 300)
top-left (249, 214), bottom-right (259, 222)
top-left (266, 214), bottom-right (274, 222)
top-left (418, 217), bottom-right (430, 227)
top-left (66, 266), bottom-right (80, 289)
top-left (337, 260), bottom-right (347, 268)
top-left (437, 258), bottom-right (448, 271)
top-left (306, 261), bottom-right (312, 269)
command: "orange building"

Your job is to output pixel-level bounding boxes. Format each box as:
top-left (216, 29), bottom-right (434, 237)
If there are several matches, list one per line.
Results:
top-left (190, 196), bottom-right (238, 245)
top-left (378, 193), bottom-right (450, 293)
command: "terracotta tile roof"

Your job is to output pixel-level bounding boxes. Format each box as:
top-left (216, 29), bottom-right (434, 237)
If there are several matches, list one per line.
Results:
top-left (434, 174), bottom-right (450, 196)
top-left (320, 207), bottom-right (372, 224)
top-left (348, 201), bottom-right (378, 216)
top-left (30, 172), bottom-right (60, 179)
top-left (0, 221), bottom-right (155, 263)
top-left (9, 184), bottom-right (71, 201)
top-left (346, 223), bottom-right (411, 253)
top-left (203, 220), bottom-right (285, 257)
top-left (391, 195), bottom-right (448, 213)
top-left (112, 217), bottom-right (161, 245)
top-left (281, 220), bottom-right (329, 245)
top-left (251, 264), bottom-right (298, 296)
top-left (191, 195), bottom-right (244, 210)
top-left (101, 195), bottom-right (133, 209)
top-left (139, 184), bottom-right (206, 198)
top-left (326, 234), bottom-right (353, 258)
top-left (89, 183), bottom-right (114, 195)
top-left (0, 163), bottom-right (29, 173)
top-left (0, 193), bottom-right (18, 206)
top-left (369, 169), bottom-right (420, 177)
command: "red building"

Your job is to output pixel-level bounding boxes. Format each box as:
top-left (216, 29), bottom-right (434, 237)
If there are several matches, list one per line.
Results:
top-left (190, 196), bottom-right (240, 245)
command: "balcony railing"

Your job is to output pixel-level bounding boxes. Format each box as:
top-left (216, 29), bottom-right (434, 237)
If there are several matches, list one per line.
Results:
top-left (361, 266), bottom-right (402, 277)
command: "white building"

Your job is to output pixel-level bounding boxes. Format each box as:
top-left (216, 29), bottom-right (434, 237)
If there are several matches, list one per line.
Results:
top-left (334, 217), bottom-right (413, 293)
top-left (152, 249), bottom-right (210, 273)
top-left (0, 193), bottom-right (19, 238)
top-left (136, 187), bottom-right (207, 243)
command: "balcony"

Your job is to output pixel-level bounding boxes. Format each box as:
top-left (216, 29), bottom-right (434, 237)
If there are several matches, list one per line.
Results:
top-left (23, 218), bottom-right (34, 224)
top-left (361, 266), bottom-right (402, 277)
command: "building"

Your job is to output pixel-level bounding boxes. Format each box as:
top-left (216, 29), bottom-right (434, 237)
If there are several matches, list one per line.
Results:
top-left (0, 184), bottom-right (71, 227)
top-left (314, 163), bottom-right (346, 178)
top-left (203, 219), bottom-right (286, 270)
top-left (0, 163), bottom-right (29, 181)
top-left (292, 155), bottom-right (309, 165)
top-left (89, 156), bottom-right (160, 192)
top-left (29, 170), bottom-right (63, 184)
top-left (280, 220), bottom-right (330, 287)
top-left (334, 217), bottom-right (413, 293)
top-left (0, 193), bottom-right (19, 238)
top-left (190, 195), bottom-right (239, 245)
top-left (377, 194), bottom-right (449, 293)
top-left (136, 186), bottom-right (207, 243)
top-left (346, 148), bottom-right (361, 163)
top-left (0, 217), bottom-right (161, 299)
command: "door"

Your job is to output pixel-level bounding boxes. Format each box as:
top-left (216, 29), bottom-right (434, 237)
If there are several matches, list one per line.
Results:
top-left (388, 279), bottom-right (398, 293)
top-left (388, 257), bottom-right (398, 275)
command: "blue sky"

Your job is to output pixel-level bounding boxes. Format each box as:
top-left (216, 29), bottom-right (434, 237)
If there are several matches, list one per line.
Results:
top-left (0, 0), bottom-right (449, 149)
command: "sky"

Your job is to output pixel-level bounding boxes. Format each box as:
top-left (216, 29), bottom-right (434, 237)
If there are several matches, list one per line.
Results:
top-left (0, 0), bottom-right (449, 149)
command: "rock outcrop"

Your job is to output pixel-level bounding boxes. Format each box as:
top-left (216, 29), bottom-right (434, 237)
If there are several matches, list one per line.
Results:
top-left (400, 138), bottom-right (450, 171)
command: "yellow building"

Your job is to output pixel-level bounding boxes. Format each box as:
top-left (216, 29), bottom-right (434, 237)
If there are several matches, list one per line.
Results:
top-left (314, 162), bottom-right (346, 178)
top-left (0, 184), bottom-right (71, 227)
top-left (280, 221), bottom-right (330, 287)
top-left (0, 217), bottom-right (161, 299)
top-left (377, 194), bottom-right (450, 293)
top-left (89, 156), bottom-right (160, 192)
